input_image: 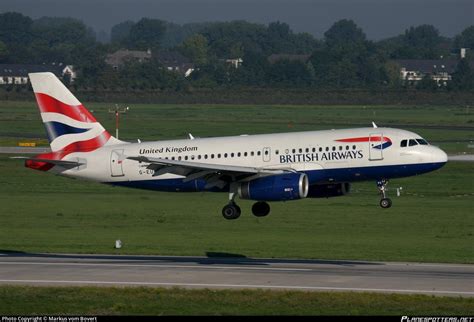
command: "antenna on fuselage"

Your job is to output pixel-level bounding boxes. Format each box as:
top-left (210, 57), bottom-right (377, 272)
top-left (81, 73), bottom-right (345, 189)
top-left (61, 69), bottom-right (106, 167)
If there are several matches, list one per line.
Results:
top-left (372, 122), bottom-right (378, 128)
top-left (188, 133), bottom-right (195, 140)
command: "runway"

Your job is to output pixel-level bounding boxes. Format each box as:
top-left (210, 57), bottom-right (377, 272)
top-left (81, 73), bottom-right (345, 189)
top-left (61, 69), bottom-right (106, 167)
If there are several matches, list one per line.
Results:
top-left (0, 252), bottom-right (472, 297)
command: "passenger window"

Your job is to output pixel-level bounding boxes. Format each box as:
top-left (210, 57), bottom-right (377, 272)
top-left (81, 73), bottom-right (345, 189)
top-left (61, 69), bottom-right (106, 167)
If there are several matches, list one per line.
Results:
top-left (319, 147), bottom-right (323, 152)
top-left (339, 146), bottom-right (343, 151)
top-left (257, 151), bottom-right (261, 156)
top-left (305, 148), bottom-right (309, 153)
top-left (332, 146), bottom-right (336, 151)
top-left (251, 151), bottom-right (254, 156)
top-left (325, 147), bottom-right (329, 152)
top-left (299, 148), bottom-right (303, 153)
top-left (312, 147), bottom-right (316, 152)
top-left (275, 150), bottom-right (279, 155)
top-left (204, 155), bottom-right (208, 159)
top-left (409, 139), bottom-right (418, 146)
top-left (224, 153), bottom-right (228, 158)
top-left (211, 154), bottom-right (215, 159)
top-left (346, 145), bottom-right (350, 150)
top-left (400, 140), bottom-right (407, 147)
top-left (231, 153), bottom-right (234, 157)
top-left (237, 152), bottom-right (241, 157)
top-left (244, 152), bottom-right (248, 157)
top-left (352, 145), bottom-right (356, 150)
top-left (185, 156), bottom-right (188, 160)
top-left (218, 154), bottom-right (221, 158)
top-left (292, 149), bottom-right (296, 153)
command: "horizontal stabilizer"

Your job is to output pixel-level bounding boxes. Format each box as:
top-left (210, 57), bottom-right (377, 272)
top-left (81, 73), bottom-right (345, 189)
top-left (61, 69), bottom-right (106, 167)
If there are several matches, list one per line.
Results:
top-left (12, 156), bottom-right (84, 168)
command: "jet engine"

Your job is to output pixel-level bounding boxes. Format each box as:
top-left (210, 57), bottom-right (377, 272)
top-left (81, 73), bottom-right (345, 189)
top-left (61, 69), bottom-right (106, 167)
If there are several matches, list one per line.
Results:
top-left (238, 173), bottom-right (309, 201)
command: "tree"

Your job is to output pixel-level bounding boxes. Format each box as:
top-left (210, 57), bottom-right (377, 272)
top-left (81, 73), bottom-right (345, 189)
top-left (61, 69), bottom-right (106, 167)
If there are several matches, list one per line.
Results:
top-left (0, 12), bottom-right (33, 45)
top-left (453, 26), bottom-right (474, 55)
top-left (392, 25), bottom-right (443, 59)
top-left (111, 20), bottom-right (134, 44)
top-left (310, 19), bottom-right (385, 88)
top-left (30, 17), bottom-right (96, 64)
top-left (0, 41), bottom-right (8, 63)
top-left (451, 58), bottom-right (474, 90)
top-left (324, 19), bottom-right (366, 48)
top-left (181, 34), bottom-right (209, 66)
top-left (128, 18), bottom-right (166, 50)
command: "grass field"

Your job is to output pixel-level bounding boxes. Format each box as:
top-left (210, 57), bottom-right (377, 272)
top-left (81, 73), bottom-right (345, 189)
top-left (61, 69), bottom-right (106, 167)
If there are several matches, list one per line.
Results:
top-left (0, 101), bottom-right (473, 153)
top-left (0, 101), bottom-right (472, 263)
top-left (0, 286), bottom-right (473, 315)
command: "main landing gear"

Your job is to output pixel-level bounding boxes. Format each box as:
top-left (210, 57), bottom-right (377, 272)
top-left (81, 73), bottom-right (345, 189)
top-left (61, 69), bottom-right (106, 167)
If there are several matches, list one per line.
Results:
top-left (221, 187), bottom-right (271, 219)
top-left (377, 179), bottom-right (392, 209)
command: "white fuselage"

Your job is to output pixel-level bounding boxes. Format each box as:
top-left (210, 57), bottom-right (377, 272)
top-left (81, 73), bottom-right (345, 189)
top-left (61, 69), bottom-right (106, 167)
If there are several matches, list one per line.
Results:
top-left (56, 127), bottom-right (447, 193)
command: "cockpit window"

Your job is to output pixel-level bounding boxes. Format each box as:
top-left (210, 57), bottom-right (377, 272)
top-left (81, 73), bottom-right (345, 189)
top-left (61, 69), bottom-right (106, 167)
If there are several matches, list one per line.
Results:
top-left (409, 139), bottom-right (418, 146)
top-left (416, 139), bottom-right (428, 145)
top-left (400, 140), bottom-right (407, 147)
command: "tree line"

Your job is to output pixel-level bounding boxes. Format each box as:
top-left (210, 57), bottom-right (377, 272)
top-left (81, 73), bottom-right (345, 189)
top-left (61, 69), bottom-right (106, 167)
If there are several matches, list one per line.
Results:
top-left (0, 12), bottom-right (473, 91)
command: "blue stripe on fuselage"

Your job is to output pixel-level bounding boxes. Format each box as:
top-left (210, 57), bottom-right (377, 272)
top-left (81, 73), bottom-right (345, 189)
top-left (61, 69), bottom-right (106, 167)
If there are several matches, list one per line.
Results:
top-left (106, 162), bottom-right (446, 192)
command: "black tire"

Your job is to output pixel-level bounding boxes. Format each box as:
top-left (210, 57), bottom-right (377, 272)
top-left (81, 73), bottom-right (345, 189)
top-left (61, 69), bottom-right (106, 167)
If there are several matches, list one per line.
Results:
top-left (222, 204), bottom-right (241, 220)
top-left (252, 201), bottom-right (271, 217)
top-left (380, 198), bottom-right (392, 209)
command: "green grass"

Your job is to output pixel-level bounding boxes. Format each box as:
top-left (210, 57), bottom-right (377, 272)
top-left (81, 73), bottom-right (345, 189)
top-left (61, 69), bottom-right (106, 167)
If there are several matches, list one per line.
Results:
top-left (0, 155), bottom-right (472, 263)
top-left (0, 101), bottom-right (472, 263)
top-left (0, 286), bottom-right (472, 315)
top-left (0, 101), bottom-right (473, 153)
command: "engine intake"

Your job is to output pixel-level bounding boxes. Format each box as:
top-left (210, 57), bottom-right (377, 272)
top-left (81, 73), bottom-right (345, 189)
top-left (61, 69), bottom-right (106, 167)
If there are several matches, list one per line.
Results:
top-left (307, 183), bottom-right (351, 198)
top-left (238, 173), bottom-right (308, 201)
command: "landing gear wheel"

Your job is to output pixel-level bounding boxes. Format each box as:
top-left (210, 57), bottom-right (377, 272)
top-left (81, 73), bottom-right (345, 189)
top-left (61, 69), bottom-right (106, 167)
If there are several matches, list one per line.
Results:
top-left (252, 201), bottom-right (270, 217)
top-left (380, 198), bottom-right (392, 209)
top-left (222, 203), bottom-right (241, 220)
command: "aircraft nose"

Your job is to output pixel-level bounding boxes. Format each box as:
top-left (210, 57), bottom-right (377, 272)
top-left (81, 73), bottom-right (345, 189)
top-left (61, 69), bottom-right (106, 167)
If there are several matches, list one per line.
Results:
top-left (432, 147), bottom-right (448, 164)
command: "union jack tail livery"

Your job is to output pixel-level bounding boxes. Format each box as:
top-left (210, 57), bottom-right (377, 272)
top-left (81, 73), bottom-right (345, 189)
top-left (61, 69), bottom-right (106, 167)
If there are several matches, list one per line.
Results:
top-left (26, 72), bottom-right (123, 171)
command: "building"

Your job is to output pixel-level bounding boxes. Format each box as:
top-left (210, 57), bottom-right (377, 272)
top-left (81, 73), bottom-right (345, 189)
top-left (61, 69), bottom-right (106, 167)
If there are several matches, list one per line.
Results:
top-left (156, 51), bottom-right (194, 77)
top-left (225, 58), bottom-right (243, 69)
top-left (105, 49), bottom-right (152, 70)
top-left (394, 59), bottom-right (458, 86)
top-left (0, 64), bottom-right (76, 85)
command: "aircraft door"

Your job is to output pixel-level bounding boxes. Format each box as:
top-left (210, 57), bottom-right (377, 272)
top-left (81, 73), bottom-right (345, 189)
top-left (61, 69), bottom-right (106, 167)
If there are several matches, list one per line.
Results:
top-left (263, 147), bottom-right (271, 162)
top-left (110, 149), bottom-right (125, 177)
top-left (369, 133), bottom-right (384, 161)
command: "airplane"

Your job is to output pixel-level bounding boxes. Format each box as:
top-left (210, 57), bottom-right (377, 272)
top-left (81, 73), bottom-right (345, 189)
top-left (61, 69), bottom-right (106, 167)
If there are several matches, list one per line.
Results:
top-left (23, 72), bottom-right (448, 220)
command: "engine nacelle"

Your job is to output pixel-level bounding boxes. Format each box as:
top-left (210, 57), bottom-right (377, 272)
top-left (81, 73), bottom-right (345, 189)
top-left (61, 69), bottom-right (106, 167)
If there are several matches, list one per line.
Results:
top-left (238, 173), bottom-right (309, 201)
top-left (307, 183), bottom-right (351, 198)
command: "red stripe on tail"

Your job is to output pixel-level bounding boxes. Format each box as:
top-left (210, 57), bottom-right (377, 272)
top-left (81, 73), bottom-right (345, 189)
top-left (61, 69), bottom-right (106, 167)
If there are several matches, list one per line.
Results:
top-left (25, 131), bottom-right (111, 172)
top-left (35, 92), bottom-right (97, 123)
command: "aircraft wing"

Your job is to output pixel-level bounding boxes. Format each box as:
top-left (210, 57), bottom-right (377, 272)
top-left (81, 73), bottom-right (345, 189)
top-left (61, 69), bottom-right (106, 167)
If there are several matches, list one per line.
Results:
top-left (127, 155), bottom-right (293, 189)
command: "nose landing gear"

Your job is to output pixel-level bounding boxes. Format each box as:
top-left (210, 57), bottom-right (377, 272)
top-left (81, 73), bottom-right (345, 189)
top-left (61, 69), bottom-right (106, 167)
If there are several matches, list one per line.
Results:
top-left (377, 179), bottom-right (392, 209)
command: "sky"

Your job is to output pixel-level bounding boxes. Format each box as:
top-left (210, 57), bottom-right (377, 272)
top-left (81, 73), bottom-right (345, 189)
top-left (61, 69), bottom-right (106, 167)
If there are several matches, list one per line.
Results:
top-left (0, 0), bottom-right (472, 40)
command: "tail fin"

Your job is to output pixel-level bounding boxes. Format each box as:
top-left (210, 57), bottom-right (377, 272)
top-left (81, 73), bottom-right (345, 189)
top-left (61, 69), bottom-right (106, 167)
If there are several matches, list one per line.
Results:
top-left (29, 72), bottom-right (122, 155)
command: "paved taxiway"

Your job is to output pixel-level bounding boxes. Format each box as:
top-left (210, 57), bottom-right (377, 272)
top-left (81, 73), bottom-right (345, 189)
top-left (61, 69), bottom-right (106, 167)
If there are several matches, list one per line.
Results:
top-left (0, 253), bottom-right (472, 297)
